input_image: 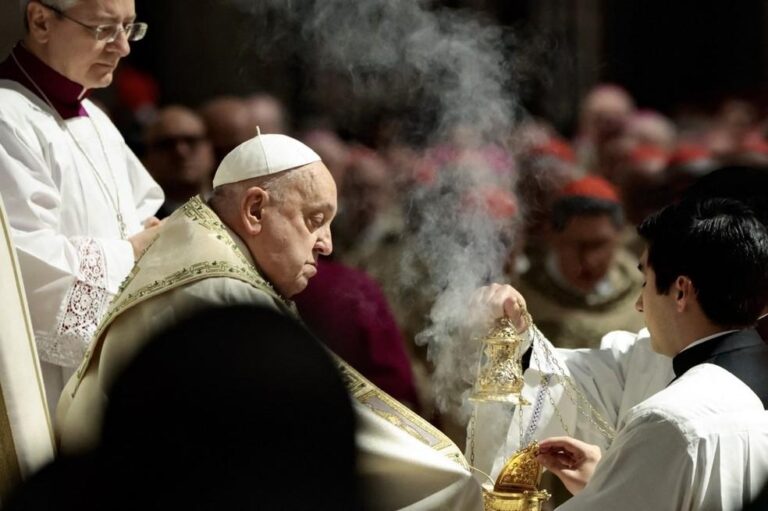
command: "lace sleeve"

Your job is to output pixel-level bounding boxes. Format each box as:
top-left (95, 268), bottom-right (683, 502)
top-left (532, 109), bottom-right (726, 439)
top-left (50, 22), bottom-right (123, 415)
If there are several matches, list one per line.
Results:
top-left (37, 238), bottom-right (111, 368)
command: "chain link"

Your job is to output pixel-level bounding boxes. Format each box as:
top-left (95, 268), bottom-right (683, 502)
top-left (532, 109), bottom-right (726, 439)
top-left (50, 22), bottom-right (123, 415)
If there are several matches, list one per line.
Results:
top-left (532, 326), bottom-right (616, 442)
top-left (530, 345), bottom-right (573, 435)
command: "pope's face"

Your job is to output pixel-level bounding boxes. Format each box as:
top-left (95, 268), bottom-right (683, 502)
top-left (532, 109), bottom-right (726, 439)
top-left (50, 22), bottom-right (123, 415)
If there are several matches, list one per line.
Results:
top-left (253, 162), bottom-right (337, 298)
top-left (40, 0), bottom-right (135, 89)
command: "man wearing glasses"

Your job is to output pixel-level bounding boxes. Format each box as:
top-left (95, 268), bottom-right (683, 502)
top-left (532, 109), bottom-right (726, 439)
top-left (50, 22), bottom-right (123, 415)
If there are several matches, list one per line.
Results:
top-left (0, 0), bottom-right (164, 413)
top-left (143, 105), bottom-right (216, 218)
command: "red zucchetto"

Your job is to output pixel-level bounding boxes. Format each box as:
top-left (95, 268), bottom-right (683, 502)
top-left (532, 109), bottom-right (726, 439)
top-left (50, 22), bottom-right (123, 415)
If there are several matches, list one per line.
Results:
top-left (558, 175), bottom-right (621, 204)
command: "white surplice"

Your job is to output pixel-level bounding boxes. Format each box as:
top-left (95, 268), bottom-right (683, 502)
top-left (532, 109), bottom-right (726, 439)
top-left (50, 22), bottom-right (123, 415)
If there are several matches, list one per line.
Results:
top-left (0, 80), bottom-right (163, 412)
top-left (471, 327), bottom-right (674, 478)
top-left (559, 363), bottom-right (768, 511)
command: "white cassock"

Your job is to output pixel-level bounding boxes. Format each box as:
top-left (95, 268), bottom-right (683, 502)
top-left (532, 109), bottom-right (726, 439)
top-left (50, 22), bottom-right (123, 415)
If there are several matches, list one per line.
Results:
top-left (0, 80), bottom-right (163, 412)
top-left (471, 327), bottom-right (674, 477)
top-left (559, 363), bottom-right (768, 510)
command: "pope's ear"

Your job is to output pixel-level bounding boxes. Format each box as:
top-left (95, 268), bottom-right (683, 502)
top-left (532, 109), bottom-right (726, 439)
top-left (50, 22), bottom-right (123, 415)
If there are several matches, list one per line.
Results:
top-left (27, 2), bottom-right (54, 43)
top-left (241, 186), bottom-right (267, 235)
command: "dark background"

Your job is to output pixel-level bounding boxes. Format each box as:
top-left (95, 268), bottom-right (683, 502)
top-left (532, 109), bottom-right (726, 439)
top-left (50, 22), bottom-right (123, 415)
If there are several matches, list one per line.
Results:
top-left (11, 0), bottom-right (762, 136)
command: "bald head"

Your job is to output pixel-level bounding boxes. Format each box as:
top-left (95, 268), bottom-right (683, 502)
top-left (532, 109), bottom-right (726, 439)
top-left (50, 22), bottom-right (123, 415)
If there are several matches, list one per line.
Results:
top-left (245, 93), bottom-right (287, 135)
top-left (580, 84), bottom-right (635, 142)
top-left (199, 97), bottom-right (257, 165)
top-left (626, 111), bottom-right (677, 152)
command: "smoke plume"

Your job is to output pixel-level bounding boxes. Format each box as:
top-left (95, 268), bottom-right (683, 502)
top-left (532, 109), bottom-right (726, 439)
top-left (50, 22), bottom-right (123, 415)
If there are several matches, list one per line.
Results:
top-left (229, 0), bottom-right (528, 422)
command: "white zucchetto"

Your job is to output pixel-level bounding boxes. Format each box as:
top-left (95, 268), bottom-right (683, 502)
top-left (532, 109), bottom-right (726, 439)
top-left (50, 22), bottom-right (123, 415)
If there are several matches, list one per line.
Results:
top-left (212, 133), bottom-right (321, 188)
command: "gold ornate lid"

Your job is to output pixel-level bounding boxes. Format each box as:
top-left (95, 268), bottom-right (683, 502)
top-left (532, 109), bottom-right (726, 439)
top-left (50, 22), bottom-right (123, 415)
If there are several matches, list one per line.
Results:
top-left (485, 317), bottom-right (523, 342)
top-left (493, 443), bottom-right (543, 493)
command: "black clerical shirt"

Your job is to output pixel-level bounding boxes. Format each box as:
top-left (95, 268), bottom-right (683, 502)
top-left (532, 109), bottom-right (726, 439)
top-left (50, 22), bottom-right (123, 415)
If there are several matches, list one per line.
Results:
top-left (672, 329), bottom-right (768, 409)
top-left (757, 315), bottom-right (768, 343)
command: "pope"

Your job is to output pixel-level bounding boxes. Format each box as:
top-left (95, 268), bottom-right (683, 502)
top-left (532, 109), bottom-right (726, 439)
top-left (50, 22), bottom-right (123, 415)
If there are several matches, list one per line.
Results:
top-left (56, 133), bottom-right (484, 511)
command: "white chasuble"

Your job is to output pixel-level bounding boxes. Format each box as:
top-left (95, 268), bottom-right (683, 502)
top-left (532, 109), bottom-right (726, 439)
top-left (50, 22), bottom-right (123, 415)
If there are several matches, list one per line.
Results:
top-left (0, 81), bottom-right (163, 411)
top-left (56, 197), bottom-right (482, 511)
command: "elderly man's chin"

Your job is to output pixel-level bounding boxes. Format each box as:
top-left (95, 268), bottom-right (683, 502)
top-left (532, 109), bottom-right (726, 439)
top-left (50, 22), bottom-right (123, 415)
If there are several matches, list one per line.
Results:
top-left (86, 65), bottom-right (117, 89)
top-left (279, 274), bottom-right (312, 299)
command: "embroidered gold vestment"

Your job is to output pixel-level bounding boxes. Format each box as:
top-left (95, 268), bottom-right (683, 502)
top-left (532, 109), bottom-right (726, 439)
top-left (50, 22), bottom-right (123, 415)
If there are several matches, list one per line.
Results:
top-left (56, 196), bottom-right (481, 510)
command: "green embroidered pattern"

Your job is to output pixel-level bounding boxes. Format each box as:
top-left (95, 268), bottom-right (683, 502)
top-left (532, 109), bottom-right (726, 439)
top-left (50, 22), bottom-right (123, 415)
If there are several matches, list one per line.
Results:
top-left (75, 196), bottom-right (292, 381)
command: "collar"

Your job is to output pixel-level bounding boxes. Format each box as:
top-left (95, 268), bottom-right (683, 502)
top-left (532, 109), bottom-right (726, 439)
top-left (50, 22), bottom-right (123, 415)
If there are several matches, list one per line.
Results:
top-left (672, 329), bottom-right (764, 378)
top-left (678, 330), bottom-right (739, 354)
top-left (757, 314), bottom-right (768, 343)
top-left (0, 43), bottom-right (89, 119)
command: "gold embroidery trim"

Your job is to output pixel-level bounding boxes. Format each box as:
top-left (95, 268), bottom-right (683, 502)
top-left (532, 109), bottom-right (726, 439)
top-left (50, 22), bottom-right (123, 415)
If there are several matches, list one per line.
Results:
top-left (334, 354), bottom-right (469, 470)
top-left (74, 261), bottom-right (281, 382)
top-left (74, 196), bottom-right (294, 386)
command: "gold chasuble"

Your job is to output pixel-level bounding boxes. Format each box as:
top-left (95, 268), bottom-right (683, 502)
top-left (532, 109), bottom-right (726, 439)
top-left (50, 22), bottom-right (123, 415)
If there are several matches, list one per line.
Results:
top-left (56, 196), bottom-right (482, 511)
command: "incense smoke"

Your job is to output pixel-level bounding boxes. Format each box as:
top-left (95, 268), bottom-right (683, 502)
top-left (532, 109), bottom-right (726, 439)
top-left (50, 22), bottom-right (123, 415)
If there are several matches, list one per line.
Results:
top-left (229, 0), bottom-right (529, 422)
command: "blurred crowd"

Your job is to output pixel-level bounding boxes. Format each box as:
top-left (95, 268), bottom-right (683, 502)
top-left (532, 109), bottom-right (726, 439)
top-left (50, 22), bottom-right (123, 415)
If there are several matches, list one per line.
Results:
top-left (6, 2), bottom-right (768, 508)
top-left (105, 70), bottom-right (768, 433)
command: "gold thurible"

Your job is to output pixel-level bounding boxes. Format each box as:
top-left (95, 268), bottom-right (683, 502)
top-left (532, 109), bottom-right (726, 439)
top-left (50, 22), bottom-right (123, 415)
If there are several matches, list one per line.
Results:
top-left (468, 308), bottom-right (551, 511)
top-left (469, 315), bottom-right (530, 405)
top-left (482, 443), bottom-right (550, 511)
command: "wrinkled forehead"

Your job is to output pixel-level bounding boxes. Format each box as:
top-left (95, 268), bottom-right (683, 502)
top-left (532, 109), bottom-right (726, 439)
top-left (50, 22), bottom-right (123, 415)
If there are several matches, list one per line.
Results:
top-left (295, 162), bottom-right (338, 210)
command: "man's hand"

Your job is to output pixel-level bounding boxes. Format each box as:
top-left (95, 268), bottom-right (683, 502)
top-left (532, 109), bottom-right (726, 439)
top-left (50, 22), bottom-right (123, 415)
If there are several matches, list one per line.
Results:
top-left (143, 216), bottom-right (161, 229)
top-left (129, 219), bottom-right (165, 260)
top-left (469, 283), bottom-right (529, 333)
top-left (536, 436), bottom-right (602, 496)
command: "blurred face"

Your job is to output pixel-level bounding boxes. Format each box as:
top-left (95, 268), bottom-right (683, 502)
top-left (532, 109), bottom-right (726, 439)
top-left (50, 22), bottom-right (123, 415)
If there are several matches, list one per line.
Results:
top-left (552, 214), bottom-right (621, 292)
top-left (581, 88), bottom-right (634, 144)
top-left (250, 163), bottom-right (337, 297)
top-left (343, 155), bottom-right (392, 227)
top-left (145, 108), bottom-right (214, 192)
top-left (199, 99), bottom-right (256, 166)
top-left (247, 96), bottom-right (286, 135)
top-left (30, 0), bottom-right (136, 89)
top-left (636, 249), bottom-right (676, 356)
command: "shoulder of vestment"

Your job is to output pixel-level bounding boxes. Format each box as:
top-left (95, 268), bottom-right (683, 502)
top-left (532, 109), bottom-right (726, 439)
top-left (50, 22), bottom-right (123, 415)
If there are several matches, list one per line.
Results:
top-left (623, 363), bottom-right (762, 434)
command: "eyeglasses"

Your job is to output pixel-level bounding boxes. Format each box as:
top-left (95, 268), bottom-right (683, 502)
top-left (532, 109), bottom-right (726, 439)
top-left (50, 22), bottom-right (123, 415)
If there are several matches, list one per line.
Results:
top-left (39, 2), bottom-right (148, 43)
